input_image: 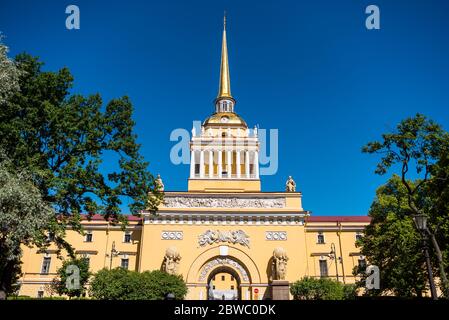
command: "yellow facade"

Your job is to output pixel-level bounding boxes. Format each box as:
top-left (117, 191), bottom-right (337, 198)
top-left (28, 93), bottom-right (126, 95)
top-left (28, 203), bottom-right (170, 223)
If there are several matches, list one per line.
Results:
top-left (17, 17), bottom-right (370, 300)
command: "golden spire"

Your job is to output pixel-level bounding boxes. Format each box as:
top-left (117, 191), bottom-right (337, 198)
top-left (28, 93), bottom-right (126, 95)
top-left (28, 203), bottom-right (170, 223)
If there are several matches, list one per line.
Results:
top-left (217, 12), bottom-right (233, 100)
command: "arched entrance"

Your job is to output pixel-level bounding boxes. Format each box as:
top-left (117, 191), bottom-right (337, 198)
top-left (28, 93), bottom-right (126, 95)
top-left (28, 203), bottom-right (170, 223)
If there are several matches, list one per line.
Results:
top-left (186, 246), bottom-right (262, 300)
top-left (207, 266), bottom-right (240, 300)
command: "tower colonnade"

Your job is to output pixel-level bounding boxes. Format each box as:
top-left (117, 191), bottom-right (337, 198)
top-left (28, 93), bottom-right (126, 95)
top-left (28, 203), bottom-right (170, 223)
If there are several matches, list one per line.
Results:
top-left (190, 148), bottom-right (259, 179)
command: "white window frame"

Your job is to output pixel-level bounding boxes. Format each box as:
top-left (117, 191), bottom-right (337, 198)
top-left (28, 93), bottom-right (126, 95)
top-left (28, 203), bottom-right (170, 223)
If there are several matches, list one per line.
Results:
top-left (123, 231), bottom-right (132, 243)
top-left (41, 255), bottom-right (51, 274)
top-left (84, 231), bottom-right (93, 242)
top-left (317, 232), bottom-right (325, 244)
top-left (355, 232), bottom-right (363, 242)
top-left (121, 258), bottom-right (129, 270)
top-left (319, 259), bottom-right (328, 277)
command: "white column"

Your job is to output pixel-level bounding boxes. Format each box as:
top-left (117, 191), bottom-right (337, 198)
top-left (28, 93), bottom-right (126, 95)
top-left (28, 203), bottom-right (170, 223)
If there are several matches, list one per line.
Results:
top-left (218, 150), bottom-right (222, 178)
top-left (227, 150), bottom-right (232, 177)
top-left (200, 150), bottom-right (205, 178)
top-left (236, 150), bottom-right (241, 178)
top-left (245, 151), bottom-right (250, 178)
top-left (190, 149), bottom-right (196, 178)
top-left (254, 150), bottom-right (259, 179)
top-left (209, 150), bottom-right (213, 178)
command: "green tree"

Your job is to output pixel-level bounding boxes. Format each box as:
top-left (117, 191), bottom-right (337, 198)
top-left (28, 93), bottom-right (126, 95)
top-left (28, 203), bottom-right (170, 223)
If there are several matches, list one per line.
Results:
top-left (363, 113), bottom-right (449, 297)
top-left (0, 53), bottom-right (161, 296)
top-left (0, 36), bottom-right (21, 104)
top-left (51, 257), bottom-right (91, 298)
top-left (355, 175), bottom-right (428, 297)
top-left (362, 114), bottom-right (449, 297)
top-left (0, 156), bottom-right (54, 299)
top-left (89, 268), bottom-right (187, 300)
top-left (290, 276), bottom-right (345, 300)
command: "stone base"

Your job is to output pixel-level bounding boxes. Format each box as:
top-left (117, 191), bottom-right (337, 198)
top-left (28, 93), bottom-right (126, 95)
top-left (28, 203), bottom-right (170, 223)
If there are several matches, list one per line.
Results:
top-left (271, 280), bottom-right (290, 300)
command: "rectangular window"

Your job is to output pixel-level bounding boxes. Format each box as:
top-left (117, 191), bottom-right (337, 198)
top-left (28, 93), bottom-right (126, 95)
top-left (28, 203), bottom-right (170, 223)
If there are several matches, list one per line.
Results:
top-left (221, 275), bottom-right (225, 281)
top-left (85, 232), bottom-right (93, 242)
top-left (124, 232), bottom-right (132, 243)
top-left (213, 285), bottom-right (216, 290)
top-left (41, 257), bottom-right (51, 274)
top-left (231, 285), bottom-right (235, 290)
top-left (37, 291), bottom-right (44, 298)
top-left (355, 233), bottom-right (363, 242)
top-left (358, 258), bottom-right (367, 270)
top-left (82, 256), bottom-right (90, 269)
top-left (319, 260), bottom-right (328, 277)
top-left (121, 258), bottom-right (129, 270)
top-left (317, 232), bottom-right (325, 244)
top-left (195, 164), bottom-right (200, 174)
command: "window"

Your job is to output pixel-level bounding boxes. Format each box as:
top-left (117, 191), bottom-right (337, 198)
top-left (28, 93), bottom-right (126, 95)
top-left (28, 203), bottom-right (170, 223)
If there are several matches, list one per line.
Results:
top-left (195, 164), bottom-right (200, 174)
top-left (121, 258), bottom-right (129, 270)
top-left (231, 276), bottom-right (234, 281)
top-left (231, 285), bottom-right (235, 290)
top-left (319, 259), bottom-right (328, 277)
top-left (47, 232), bottom-right (55, 242)
top-left (317, 232), bottom-right (325, 244)
top-left (213, 285), bottom-right (216, 290)
top-left (124, 232), bottom-right (132, 243)
top-left (37, 290), bottom-right (44, 298)
top-left (213, 276), bottom-right (216, 281)
top-left (85, 232), bottom-right (93, 242)
top-left (41, 257), bottom-right (51, 274)
top-left (81, 255), bottom-right (90, 268)
top-left (358, 258), bottom-right (367, 270)
top-left (221, 275), bottom-right (225, 281)
top-left (355, 233), bottom-right (363, 242)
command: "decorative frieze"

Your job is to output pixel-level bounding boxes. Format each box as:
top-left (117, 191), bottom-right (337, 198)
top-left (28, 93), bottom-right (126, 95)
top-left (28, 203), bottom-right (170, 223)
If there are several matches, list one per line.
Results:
top-left (161, 231), bottom-right (183, 240)
top-left (265, 231), bottom-right (287, 241)
top-left (163, 196), bottom-right (285, 209)
top-left (199, 258), bottom-right (249, 282)
top-left (145, 215), bottom-right (305, 226)
top-left (198, 230), bottom-right (250, 248)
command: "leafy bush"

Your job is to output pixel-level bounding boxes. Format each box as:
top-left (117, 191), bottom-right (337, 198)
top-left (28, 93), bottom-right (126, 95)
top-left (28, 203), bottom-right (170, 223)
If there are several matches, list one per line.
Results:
top-left (89, 268), bottom-right (187, 300)
top-left (51, 257), bottom-right (91, 298)
top-left (290, 277), bottom-right (348, 300)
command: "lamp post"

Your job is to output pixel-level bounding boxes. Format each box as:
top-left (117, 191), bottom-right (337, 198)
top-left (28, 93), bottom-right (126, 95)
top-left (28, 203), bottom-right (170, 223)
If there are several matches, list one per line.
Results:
top-left (109, 241), bottom-right (120, 270)
top-left (412, 214), bottom-right (438, 300)
top-left (330, 243), bottom-right (340, 282)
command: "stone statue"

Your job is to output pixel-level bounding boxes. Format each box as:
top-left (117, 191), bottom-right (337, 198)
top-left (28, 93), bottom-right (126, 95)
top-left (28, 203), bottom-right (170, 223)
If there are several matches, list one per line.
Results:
top-left (162, 247), bottom-right (181, 275)
top-left (285, 176), bottom-right (296, 192)
top-left (272, 247), bottom-right (288, 280)
top-left (155, 174), bottom-right (164, 192)
top-left (254, 125), bottom-right (258, 137)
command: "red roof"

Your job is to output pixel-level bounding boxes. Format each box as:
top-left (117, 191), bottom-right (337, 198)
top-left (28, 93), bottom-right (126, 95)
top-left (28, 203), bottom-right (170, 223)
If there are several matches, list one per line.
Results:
top-left (306, 216), bottom-right (371, 223)
top-left (81, 214), bottom-right (141, 222)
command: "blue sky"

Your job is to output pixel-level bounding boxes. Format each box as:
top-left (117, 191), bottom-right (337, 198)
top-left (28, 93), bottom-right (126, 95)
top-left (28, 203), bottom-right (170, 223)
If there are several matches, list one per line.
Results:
top-left (1, 0), bottom-right (448, 216)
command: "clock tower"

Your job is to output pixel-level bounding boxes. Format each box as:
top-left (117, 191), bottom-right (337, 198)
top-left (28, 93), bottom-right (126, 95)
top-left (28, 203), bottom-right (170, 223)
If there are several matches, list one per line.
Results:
top-left (188, 15), bottom-right (260, 192)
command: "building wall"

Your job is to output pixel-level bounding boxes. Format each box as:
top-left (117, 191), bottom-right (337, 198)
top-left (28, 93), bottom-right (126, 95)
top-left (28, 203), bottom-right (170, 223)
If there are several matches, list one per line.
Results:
top-left (18, 217), bottom-right (141, 298)
top-left (17, 213), bottom-right (369, 299)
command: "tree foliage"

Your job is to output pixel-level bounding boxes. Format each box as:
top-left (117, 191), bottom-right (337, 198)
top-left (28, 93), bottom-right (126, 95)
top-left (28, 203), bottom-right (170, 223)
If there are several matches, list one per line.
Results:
top-left (0, 52), bottom-right (161, 296)
top-left (0, 156), bottom-right (54, 298)
top-left (0, 37), bottom-right (21, 104)
top-left (363, 114), bottom-right (449, 297)
top-left (51, 257), bottom-right (91, 298)
top-left (355, 175), bottom-right (428, 297)
top-left (290, 276), bottom-right (351, 300)
top-left (89, 268), bottom-right (187, 300)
